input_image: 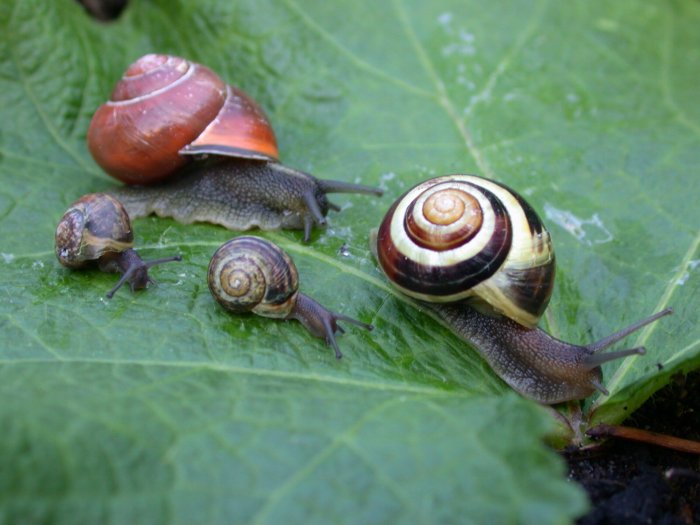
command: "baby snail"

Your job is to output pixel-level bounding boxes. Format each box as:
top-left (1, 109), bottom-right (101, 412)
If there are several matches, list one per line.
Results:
top-left (208, 236), bottom-right (372, 358)
top-left (88, 53), bottom-right (383, 242)
top-left (55, 193), bottom-right (182, 298)
top-left (372, 175), bottom-right (672, 404)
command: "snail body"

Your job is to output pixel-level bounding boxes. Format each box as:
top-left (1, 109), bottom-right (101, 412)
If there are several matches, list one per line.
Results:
top-left (55, 193), bottom-right (181, 297)
top-left (208, 236), bottom-right (372, 357)
top-left (373, 175), bottom-right (671, 404)
top-left (88, 54), bottom-right (382, 242)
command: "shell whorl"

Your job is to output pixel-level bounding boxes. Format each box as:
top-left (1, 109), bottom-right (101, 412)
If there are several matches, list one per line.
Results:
top-left (87, 54), bottom-right (279, 185)
top-left (207, 236), bottom-right (299, 319)
top-left (55, 193), bottom-right (133, 268)
top-left (376, 175), bottom-right (555, 328)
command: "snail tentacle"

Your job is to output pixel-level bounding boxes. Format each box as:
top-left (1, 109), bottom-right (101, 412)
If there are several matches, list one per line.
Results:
top-left (90, 53), bottom-right (382, 241)
top-left (208, 236), bottom-right (372, 356)
top-left (373, 175), bottom-right (671, 404)
top-left (55, 193), bottom-right (181, 298)
top-left (318, 179), bottom-right (385, 196)
top-left (584, 307), bottom-right (673, 355)
top-left (290, 294), bottom-right (374, 359)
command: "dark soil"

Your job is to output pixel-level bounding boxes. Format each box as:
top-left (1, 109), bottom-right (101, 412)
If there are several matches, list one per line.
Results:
top-left (566, 371), bottom-right (700, 525)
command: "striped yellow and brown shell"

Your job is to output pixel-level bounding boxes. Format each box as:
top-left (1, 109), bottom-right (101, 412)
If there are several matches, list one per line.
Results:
top-left (376, 175), bottom-right (555, 328)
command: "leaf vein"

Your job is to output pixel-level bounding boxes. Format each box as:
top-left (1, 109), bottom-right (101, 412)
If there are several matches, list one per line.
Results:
top-left (660, 11), bottom-right (700, 137)
top-left (281, 0), bottom-right (435, 99)
top-left (597, 227), bottom-right (700, 401)
top-left (0, 356), bottom-right (463, 397)
top-left (6, 23), bottom-right (94, 172)
top-left (392, 0), bottom-right (495, 178)
top-left (249, 396), bottom-right (406, 524)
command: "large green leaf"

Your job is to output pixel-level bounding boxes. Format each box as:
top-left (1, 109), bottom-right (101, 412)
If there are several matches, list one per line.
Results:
top-left (1, 0), bottom-right (698, 523)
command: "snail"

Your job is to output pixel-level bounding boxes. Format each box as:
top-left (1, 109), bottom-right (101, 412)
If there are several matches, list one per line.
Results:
top-left (371, 175), bottom-right (672, 404)
top-left (87, 53), bottom-right (383, 242)
top-left (55, 193), bottom-right (182, 298)
top-left (208, 236), bottom-right (372, 358)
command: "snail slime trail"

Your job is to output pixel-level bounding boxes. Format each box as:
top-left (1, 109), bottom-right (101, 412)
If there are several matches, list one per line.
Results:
top-left (208, 236), bottom-right (373, 358)
top-left (374, 175), bottom-right (672, 404)
top-left (89, 54), bottom-right (382, 242)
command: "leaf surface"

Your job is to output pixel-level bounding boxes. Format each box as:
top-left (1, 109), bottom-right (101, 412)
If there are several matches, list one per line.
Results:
top-left (1, 0), bottom-right (699, 523)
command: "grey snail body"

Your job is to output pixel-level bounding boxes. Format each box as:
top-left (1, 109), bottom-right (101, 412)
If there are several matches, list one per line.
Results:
top-left (87, 54), bottom-right (382, 242)
top-left (373, 175), bottom-right (671, 404)
top-left (208, 236), bottom-right (373, 357)
top-left (55, 193), bottom-right (181, 298)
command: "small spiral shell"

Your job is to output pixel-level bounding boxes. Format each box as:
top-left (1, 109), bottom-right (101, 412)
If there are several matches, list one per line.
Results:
top-left (208, 236), bottom-right (299, 318)
top-left (55, 193), bottom-right (133, 268)
top-left (376, 175), bottom-right (555, 328)
top-left (87, 54), bottom-right (279, 185)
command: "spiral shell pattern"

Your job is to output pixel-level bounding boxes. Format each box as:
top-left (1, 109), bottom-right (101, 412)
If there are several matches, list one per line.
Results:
top-left (376, 175), bottom-right (555, 328)
top-left (208, 237), bottom-right (299, 319)
top-left (55, 193), bottom-right (133, 268)
top-left (88, 54), bottom-right (278, 185)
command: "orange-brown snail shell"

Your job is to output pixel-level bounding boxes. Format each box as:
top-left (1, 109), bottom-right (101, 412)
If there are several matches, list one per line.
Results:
top-left (87, 54), bottom-right (278, 185)
top-left (87, 54), bottom-right (382, 242)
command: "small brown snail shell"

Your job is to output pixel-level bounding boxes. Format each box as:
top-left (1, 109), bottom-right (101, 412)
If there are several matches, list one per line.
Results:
top-left (88, 54), bottom-right (382, 242)
top-left (208, 236), bottom-right (372, 357)
top-left (55, 193), bottom-right (181, 297)
top-left (372, 175), bottom-right (672, 404)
